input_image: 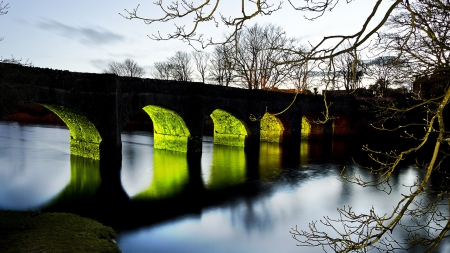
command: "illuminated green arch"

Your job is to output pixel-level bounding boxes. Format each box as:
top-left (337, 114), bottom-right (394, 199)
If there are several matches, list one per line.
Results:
top-left (210, 109), bottom-right (248, 147)
top-left (301, 116), bottom-right (311, 140)
top-left (41, 104), bottom-right (102, 160)
top-left (260, 113), bottom-right (284, 142)
top-left (143, 105), bottom-right (191, 152)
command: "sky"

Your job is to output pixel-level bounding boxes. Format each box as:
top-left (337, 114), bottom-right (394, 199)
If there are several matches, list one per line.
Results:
top-left (0, 0), bottom-right (393, 78)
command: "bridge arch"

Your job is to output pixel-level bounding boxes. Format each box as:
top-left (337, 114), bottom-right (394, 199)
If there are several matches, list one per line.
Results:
top-left (301, 112), bottom-right (325, 140)
top-left (209, 108), bottom-right (248, 147)
top-left (142, 105), bottom-right (191, 152)
top-left (40, 104), bottom-right (102, 160)
top-left (1, 102), bottom-right (102, 160)
top-left (260, 113), bottom-right (288, 143)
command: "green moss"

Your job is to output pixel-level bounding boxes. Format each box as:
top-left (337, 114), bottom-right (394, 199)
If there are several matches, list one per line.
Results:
top-left (260, 113), bottom-right (283, 142)
top-left (41, 104), bottom-right (102, 160)
top-left (143, 105), bottom-right (191, 152)
top-left (301, 116), bottom-right (311, 140)
top-left (204, 145), bottom-right (246, 190)
top-left (0, 210), bottom-right (120, 253)
top-left (133, 149), bottom-right (189, 200)
top-left (210, 109), bottom-right (247, 147)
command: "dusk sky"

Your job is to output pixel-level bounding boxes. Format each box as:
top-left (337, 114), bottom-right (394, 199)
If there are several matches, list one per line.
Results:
top-left (1, 1), bottom-right (392, 78)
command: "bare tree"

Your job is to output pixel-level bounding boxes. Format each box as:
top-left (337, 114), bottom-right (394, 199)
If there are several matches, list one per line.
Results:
top-left (151, 61), bottom-right (173, 80)
top-left (103, 58), bottom-right (146, 78)
top-left (291, 2), bottom-right (450, 252)
top-left (0, 1), bottom-right (9, 41)
top-left (289, 60), bottom-right (316, 93)
top-left (330, 49), bottom-right (365, 93)
top-left (365, 56), bottom-right (410, 96)
top-left (0, 2), bottom-right (32, 67)
top-left (0, 55), bottom-right (32, 66)
top-left (191, 50), bottom-right (210, 83)
top-left (167, 51), bottom-right (193, 82)
top-left (122, 0), bottom-right (450, 251)
top-left (209, 44), bottom-right (235, 86)
top-left (0, 1), bottom-right (8, 15)
top-left (231, 23), bottom-right (297, 90)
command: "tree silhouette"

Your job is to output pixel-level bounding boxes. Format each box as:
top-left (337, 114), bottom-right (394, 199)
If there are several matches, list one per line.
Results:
top-left (103, 59), bottom-right (146, 78)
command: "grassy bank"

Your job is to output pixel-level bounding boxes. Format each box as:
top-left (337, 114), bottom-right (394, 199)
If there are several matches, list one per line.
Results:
top-left (0, 210), bottom-right (121, 253)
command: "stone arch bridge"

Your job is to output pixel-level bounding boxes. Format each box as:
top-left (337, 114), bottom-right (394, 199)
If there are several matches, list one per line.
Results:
top-left (0, 63), bottom-right (360, 161)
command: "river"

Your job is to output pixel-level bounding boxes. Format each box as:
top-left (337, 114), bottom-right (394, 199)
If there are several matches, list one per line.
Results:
top-left (0, 121), bottom-right (449, 252)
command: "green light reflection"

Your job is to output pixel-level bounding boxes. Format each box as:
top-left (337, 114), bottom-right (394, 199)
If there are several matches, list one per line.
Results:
top-left (260, 113), bottom-right (283, 142)
top-left (133, 149), bottom-right (189, 200)
top-left (44, 155), bottom-right (101, 207)
top-left (203, 145), bottom-right (246, 190)
top-left (143, 105), bottom-right (191, 152)
top-left (259, 142), bottom-right (282, 181)
top-left (210, 109), bottom-right (247, 147)
top-left (300, 140), bottom-right (309, 165)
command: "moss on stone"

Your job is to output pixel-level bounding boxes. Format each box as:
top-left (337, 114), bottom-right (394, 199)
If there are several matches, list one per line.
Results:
top-left (260, 113), bottom-right (283, 143)
top-left (41, 104), bottom-right (102, 160)
top-left (143, 105), bottom-right (191, 152)
top-left (301, 116), bottom-right (311, 140)
top-left (0, 210), bottom-right (120, 253)
top-left (210, 109), bottom-right (247, 147)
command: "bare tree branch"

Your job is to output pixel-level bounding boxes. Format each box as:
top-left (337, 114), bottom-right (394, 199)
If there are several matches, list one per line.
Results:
top-left (103, 58), bottom-right (146, 77)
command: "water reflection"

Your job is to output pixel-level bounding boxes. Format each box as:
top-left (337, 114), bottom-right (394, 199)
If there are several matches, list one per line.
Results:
top-left (331, 139), bottom-right (349, 160)
top-left (133, 149), bottom-right (189, 200)
top-left (44, 155), bottom-right (102, 209)
top-left (3, 123), bottom-right (450, 252)
top-left (300, 140), bottom-right (309, 166)
top-left (258, 142), bottom-right (282, 181)
top-left (0, 122), bottom-right (70, 210)
top-left (202, 145), bottom-right (246, 190)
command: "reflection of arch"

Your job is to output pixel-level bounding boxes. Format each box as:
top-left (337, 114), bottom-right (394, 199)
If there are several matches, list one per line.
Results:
top-left (41, 104), bottom-right (102, 160)
top-left (203, 145), bottom-right (246, 190)
top-left (259, 142), bottom-right (282, 180)
top-left (43, 155), bottom-right (102, 210)
top-left (143, 105), bottom-right (191, 152)
top-left (300, 140), bottom-right (309, 165)
top-left (260, 113), bottom-right (284, 143)
top-left (210, 109), bottom-right (248, 147)
top-left (133, 149), bottom-right (189, 200)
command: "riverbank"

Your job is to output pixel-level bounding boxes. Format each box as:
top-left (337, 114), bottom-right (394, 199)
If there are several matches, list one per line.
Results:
top-left (0, 210), bottom-right (121, 252)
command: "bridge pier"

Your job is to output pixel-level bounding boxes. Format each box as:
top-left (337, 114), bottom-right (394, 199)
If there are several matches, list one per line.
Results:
top-left (244, 118), bottom-right (261, 150)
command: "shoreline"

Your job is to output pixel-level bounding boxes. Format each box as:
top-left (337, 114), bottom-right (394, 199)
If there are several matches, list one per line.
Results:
top-left (0, 210), bottom-right (121, 252)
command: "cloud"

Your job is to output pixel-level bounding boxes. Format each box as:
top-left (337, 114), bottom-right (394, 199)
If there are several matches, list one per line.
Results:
top-left (90, 59), bottom-right (109, 72)
top-left (38, 19), bottom-right (125, 46)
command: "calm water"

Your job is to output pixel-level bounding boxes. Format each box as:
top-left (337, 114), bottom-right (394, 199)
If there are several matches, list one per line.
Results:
top-left (1, 121), bottom-right (449, 252)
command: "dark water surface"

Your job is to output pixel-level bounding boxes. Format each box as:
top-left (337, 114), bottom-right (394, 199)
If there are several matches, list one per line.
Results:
top-left (1, 122), bottom-right (449, 252)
